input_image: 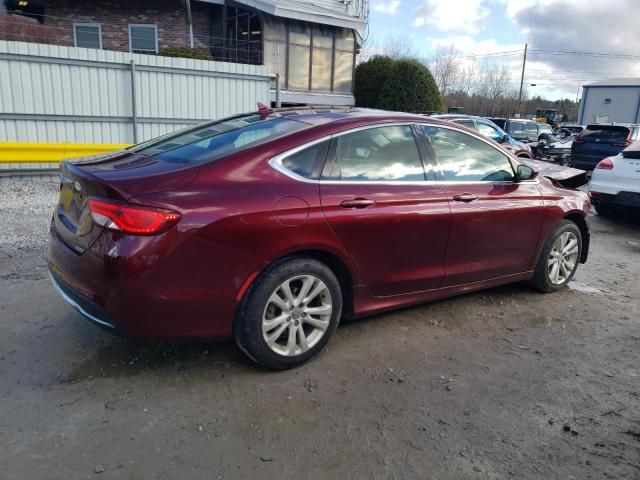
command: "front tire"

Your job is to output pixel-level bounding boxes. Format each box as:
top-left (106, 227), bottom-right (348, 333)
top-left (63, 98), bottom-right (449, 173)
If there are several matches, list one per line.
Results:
top-left (529, 220), bottom-right (582, 293)
top-left (234, 257), bottom-right (342, 370)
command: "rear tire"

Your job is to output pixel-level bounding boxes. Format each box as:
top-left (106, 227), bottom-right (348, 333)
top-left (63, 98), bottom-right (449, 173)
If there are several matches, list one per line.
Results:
top-left (234, 257), bottom-right (342, 370)
top-left (529, 220), bottom-right (582, 293)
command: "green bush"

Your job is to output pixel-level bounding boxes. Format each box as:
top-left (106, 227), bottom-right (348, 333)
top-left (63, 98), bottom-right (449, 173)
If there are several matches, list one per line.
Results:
top-left (159, 47), bottom-right (214, 61)
top-left (355, 56), bottom-right (441, 113)
top-left (354, 55), bottom-right (395, 108)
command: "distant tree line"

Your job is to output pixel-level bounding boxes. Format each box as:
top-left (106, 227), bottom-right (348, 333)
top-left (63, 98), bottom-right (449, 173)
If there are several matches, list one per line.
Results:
top-left (357, 38), bottom-right (580, 121)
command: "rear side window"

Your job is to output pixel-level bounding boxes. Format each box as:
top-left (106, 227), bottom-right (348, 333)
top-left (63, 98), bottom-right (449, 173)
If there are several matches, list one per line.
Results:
top-left (454, 120), bottom-right (476, 130)
top-left (578, 126), bottom-right (630, 144)
top-left (280, 141), bottom-right (329, 179)
top-left (418, 125), bottom-right (515, 182)
top-left (334, 125), bottom-right (425, 181)
top-left (476, 122), bottom-right (504, 141)
top-left (508, 122), bottom-right (537, 136)
top-left (132, 115), bottom-right (306, 164)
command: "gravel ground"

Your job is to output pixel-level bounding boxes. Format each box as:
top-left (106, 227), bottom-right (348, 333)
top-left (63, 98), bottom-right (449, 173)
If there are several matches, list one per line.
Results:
top-left (1, 176), bottom-right (639, 479)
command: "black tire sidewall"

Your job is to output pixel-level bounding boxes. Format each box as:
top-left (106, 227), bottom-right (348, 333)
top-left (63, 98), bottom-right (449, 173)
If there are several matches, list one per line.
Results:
top-left (532, 220), bottom-right (582, 292)
top-left (234, 257), bottom-right (342, 370)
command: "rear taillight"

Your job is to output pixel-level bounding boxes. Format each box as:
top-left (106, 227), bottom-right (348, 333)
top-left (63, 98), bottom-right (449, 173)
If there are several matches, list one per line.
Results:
top-left (595, 158), bottom-right (614, 170)
top-left (573, 137), bottom-right (584, 144)
top-left (88, 198), bottom-right (181, 235)
top-left (613, 132), bottom-right (632, 147)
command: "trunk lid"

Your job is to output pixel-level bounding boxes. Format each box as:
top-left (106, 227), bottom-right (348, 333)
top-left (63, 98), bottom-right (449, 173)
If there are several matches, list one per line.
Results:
top-left (615, 143), bottom-right (640, 179)
top-left (54, 150), bottom-right (198, 254)
top-left (520, 158), bottom-right (588, 188)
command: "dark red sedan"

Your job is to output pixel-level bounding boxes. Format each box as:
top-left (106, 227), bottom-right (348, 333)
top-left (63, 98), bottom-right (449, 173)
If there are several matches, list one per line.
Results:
top-left (49, 108), bottom-right (590, 369)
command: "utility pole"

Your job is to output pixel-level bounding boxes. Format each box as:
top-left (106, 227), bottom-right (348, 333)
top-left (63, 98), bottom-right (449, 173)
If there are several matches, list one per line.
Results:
top-left (517, 43), bottom-right (528, 115)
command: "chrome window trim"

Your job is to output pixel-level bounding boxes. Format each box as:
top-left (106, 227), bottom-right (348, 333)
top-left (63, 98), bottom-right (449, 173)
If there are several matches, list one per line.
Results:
top-left (268, 121), bottom-right (538, 186)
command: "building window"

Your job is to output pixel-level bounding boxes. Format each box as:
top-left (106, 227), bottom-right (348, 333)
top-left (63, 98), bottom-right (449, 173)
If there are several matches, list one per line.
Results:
top-left (311, 27), bottom-right (332, 91)
top-left (287, 24), bottom-right (310, 90)
top-left (74, 23), bottom-right (102, 49)
top-left (129, 24), bottom-right (158, 54)
top-left (334, 30), bottom-right (354, 94)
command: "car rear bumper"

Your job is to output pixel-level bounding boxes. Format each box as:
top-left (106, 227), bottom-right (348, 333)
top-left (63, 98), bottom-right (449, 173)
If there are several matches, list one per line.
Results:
top-left (49, 269), bottom-right (121, 334)
top-left (590, 191), bottom-right (640, 209)
top-left (48, 219), bottom-right (258, 340)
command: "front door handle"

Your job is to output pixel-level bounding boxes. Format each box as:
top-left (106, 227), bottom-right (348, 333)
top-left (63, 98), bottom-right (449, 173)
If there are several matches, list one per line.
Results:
top-left (340, 198), bottom-right (376, 209)
top-left (452, 193), bottom-right (479, 203)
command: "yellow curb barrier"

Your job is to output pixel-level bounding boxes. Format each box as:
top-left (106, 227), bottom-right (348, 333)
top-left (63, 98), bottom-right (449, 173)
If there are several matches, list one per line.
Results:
top-left (0, 142), bottom-right (132, 163)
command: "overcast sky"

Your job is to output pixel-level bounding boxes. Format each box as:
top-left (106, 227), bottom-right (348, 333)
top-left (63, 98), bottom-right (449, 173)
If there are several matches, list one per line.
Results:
top-left (368, 0), bottom-right (640, 101)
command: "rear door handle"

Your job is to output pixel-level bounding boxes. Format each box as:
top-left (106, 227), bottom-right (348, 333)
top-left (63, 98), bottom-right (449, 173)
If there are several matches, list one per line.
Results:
top-left (452, 193), bottom-right (479, 203)
top-left (340, 198), bottom-right (376, 209)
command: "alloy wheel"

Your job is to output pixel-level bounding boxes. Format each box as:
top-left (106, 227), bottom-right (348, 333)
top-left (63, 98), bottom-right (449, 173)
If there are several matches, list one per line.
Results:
top-left (547, 231), bottom-right (579, 285)
top-left (262, 275), bottom-right (333, 357)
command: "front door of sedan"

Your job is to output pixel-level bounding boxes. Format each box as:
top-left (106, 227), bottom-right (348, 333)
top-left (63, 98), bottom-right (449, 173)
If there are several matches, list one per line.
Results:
top-left (319, 124), bottom-right (451, 297)
top-left (417, 124), bottom-right (544, 286)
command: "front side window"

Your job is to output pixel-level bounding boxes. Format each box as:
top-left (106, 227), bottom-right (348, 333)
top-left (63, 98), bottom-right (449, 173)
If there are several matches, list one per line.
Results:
top-left (334, 125), bottom-right (425, 182)
top-left (74, 23), bottom-right (102, 49)
top-left (129, 25), bottom-right (158, 54)
top-left (418, 126), bottom-right (515, 182)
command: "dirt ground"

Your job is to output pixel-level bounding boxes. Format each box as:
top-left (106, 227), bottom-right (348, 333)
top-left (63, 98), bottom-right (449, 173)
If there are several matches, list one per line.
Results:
top-left (1, 177), bottom-right (639, 479)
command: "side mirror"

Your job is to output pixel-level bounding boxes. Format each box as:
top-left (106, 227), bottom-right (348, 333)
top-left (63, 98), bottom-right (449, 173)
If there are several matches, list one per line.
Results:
top-left (501, 134), bottom-right (510, 143)
top-left (516, 164), bottom-right (538, 181)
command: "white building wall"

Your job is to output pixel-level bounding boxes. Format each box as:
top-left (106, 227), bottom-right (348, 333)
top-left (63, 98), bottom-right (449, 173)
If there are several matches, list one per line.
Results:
top-left (580, 86), bottom-right (640, 124)
top-left (0, 40), bottom-right (272, 144)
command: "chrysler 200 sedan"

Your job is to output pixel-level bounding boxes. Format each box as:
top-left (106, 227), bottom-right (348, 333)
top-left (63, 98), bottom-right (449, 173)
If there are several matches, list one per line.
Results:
top-left (49, 108), bottom-right (590, 369)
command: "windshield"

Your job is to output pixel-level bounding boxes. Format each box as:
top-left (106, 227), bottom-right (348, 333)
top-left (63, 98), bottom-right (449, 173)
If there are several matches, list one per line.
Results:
top-left (131, 114), bottom-right (306, 164)
top-left (507, 122), bottom-right (537, 137)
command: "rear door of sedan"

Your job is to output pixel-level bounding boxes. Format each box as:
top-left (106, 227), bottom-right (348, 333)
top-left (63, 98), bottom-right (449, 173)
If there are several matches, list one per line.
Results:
top-left (319, 124), bottom-right (451, 297)
top-left (416, 124), bottom-right (544, 286)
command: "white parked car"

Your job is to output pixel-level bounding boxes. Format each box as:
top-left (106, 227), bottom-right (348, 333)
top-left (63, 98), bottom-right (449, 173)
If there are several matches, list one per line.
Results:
top-left (589, 141), bottom-right (640, 215)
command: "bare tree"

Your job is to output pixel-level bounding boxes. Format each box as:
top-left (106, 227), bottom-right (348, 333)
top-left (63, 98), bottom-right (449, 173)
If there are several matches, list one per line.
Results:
top-left (430, 44), bottom-right (460, 97)
top-left (379, 35), bottom-right (421, 60)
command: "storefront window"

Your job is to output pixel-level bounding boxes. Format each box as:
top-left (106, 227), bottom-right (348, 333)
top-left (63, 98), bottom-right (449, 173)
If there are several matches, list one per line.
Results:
top-left (287, 25), bottom-right (310, 90)
top-left (311, 27), bottom-right (332, 91)
top-left (334, 30), bottom-right (354, 94)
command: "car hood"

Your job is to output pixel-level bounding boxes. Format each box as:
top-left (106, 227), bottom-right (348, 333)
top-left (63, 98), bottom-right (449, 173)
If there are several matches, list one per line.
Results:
top-left (520, 158), bottom-right (588, 188)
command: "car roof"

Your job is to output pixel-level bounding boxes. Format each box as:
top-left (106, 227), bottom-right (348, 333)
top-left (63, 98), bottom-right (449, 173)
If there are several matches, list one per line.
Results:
top-left (432, 114), bottom-right (494, 123)
top-left (245, 106), bottom-right (465, 132)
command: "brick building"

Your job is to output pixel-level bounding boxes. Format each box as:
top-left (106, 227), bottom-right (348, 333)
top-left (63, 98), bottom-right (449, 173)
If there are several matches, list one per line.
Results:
top-left (1, 0), bottom-right (368, 106)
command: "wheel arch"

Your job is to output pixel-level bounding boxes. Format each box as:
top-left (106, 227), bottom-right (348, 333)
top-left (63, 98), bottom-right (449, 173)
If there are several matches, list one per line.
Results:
top-left (563, 212), bottom-right (590, 264)
top-left (238, 248), bottom-right (358, 320)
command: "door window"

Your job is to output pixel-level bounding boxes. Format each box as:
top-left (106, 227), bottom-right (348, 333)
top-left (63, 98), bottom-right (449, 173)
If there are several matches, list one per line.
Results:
top-left (334, 126), bottom-right (425, 181)
top-left (418, 126), bottom-right (515, 182)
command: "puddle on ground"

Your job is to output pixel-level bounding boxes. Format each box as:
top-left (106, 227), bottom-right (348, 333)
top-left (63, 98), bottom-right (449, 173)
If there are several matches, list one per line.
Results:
top-left (568, 282), bottom-right (603, 294)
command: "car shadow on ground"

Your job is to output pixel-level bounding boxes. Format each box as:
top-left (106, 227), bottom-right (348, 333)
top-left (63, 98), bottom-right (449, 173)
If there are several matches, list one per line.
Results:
top-left (61, 282), bottom-right (537, 383)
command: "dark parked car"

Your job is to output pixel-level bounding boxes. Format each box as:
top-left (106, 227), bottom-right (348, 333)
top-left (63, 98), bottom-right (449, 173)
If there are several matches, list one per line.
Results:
top-left (571, 124), bottom-right (640, 171)
top-left (433, 114), bottom-right (533, 158)
top-left (49, 108), bottom-right (591, 369)
top-left (489, 118), bottom-right (553, 144)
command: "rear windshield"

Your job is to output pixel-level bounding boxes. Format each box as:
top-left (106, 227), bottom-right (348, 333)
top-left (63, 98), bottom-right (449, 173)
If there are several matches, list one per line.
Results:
top-left (131, 114), bottom-right (306, 164)
top-left (507, 122), bottom-right (537, 136)
top-left (578, 125), bottom-right (630, 144)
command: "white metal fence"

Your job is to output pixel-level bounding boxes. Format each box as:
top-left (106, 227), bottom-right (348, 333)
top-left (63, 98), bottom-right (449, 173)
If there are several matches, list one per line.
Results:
top-left (0, 40), bottom-right (272, 145)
